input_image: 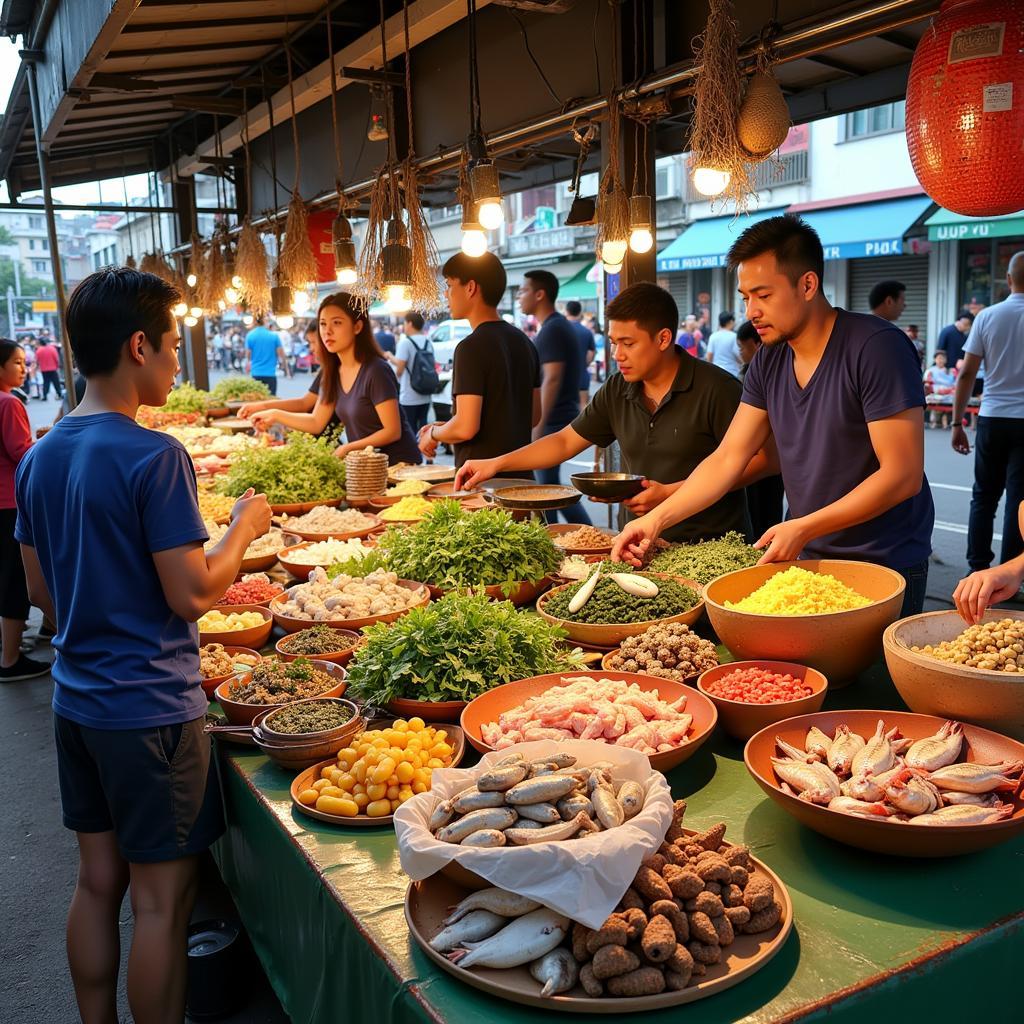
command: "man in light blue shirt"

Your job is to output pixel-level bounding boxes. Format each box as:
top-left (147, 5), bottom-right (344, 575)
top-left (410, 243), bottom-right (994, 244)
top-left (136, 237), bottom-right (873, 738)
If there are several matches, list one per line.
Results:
top-left (952, 251), bottom-right (1024, 571)
top-left (245, 316), bottom-right (286, 395)
top-left (705, 311), bottom-right (742, 378)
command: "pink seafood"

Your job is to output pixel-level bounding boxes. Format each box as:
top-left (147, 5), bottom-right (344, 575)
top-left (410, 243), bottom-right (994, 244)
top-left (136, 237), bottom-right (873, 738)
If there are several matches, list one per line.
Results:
top-left (827, 796), bottom-right (897, 819)
top-left (826, 725), bottom-right (865, 776)
top-left (479, 677), bottom-right (693, 756)
top-left (905, 803), bottom-right (1014, 826)
top-left (884, 768), bottom-right (942, 817)
top-left (850, 720), bottom-right (910, 778)
top-left (904, 721), bottom-right (964, 773)
top-left (772, 757), bottom-right (842, 804)
top-left (926, 760), bottom-right (1023, 794)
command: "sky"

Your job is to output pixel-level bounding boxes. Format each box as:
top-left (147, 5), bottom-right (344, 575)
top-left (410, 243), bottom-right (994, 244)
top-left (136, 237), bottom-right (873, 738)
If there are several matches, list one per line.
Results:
top-left (0, 37), bottom-right (150, 210)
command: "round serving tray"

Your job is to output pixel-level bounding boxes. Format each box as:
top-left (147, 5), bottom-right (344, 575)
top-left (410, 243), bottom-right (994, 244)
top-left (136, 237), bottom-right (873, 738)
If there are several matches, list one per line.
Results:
top-left (485, 485), bottom-right (581, 512)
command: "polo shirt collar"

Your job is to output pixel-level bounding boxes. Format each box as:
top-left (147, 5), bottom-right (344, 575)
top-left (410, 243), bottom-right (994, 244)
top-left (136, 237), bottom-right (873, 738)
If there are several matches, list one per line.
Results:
top-left (624, 352), bottom-right (695, 404)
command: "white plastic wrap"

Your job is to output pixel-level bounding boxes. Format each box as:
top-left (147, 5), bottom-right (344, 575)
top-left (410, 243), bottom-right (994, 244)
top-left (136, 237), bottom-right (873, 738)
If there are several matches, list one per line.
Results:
top-left (393, 739), bottom-right (674, 929)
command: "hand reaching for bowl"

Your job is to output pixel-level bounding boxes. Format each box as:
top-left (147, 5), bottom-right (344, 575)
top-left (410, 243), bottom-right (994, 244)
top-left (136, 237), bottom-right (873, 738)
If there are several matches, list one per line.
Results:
top-left (622, 479), bottom-right (671, 516)
top-left (754, 518), bottom-right (810, 565)
top-left (610, 513), bottom-right (662, 566)
top-left (231, 487), bottom-right (272, 541)
top-left (953, 563), bottom-right (1024, 625)
top-left (248, 409), bottom-right (279, 432)
top-left (454, 457), bottom-right (500, 491)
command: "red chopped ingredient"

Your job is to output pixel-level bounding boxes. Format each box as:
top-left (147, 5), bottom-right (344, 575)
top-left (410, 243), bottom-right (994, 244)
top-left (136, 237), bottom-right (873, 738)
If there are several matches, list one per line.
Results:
top-left (703, 667), bottom-right (811, 704)
top-left (218, 578), bottom-right (284, 605)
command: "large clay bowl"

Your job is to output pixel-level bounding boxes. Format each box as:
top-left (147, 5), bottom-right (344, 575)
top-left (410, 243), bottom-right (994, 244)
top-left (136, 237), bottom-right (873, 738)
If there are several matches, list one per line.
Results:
top-left (278, 512), bottom-right (382, 543)
top-left (214, 661), bottom-right (348, 727)
top-left (744, 709), bottom-right (1024, 857)
top-left (238, 549), bottom-right (281, 573)
top-left (200, 645), bottom-right (263, 700)
top-left (536, 574), bottom-right (705, 648)
top-left (423, 577), bottom-right (551, 607)
top-left (253, 698), bottom-right (363, 770)
top-left (547, 523), bottom-right (615, 555)
top-left (198, 605), bottom-right (273, 649)
top-left (275, 629), bottom-right (363, 666)
top-left (696, 661), bottom-right (828, 741)
top-left (883, 610), bottom-right (1024, 740)
top-left (268, 497), bottom-right (343, 516)
top-left (385, 696), bottom-right (470, 723)
top-left (269, 580), bottom-right (430, 634)
top-left (703, 560), bottom-right (905, 681)
top-left (275, 540), bottom-right (373, 579)
top-left (570, 471), bottom-right (644, 501)
top-left (460, 670), bottom-right (717, 772)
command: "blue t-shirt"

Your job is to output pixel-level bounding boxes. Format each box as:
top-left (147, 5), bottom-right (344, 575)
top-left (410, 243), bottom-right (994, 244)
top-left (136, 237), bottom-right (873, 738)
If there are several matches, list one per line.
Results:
top-left (15, 413), bottom-right (210, 729)
top-left (246, 326), bottom-right (280, 377)
top-left (536, 312), bottom-right (585, 432)
top-left (569, 320), bottom-right (596, 390)
top-left (742, 309), bottom-right (934, 569)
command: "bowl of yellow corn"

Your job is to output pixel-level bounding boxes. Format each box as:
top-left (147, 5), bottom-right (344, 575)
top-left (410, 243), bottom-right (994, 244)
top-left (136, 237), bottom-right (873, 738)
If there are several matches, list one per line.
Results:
top-left (883, 610), bottom-right (1024, 740)
top-left (703, 560), bottom-right (905, 681)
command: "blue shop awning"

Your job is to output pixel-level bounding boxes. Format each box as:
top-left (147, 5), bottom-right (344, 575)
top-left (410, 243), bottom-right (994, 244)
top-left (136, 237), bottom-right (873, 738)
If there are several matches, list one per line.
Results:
top-left (656, 207), bottom-right (786, 272)
top-left (796, 195), bottom-right (934, 260)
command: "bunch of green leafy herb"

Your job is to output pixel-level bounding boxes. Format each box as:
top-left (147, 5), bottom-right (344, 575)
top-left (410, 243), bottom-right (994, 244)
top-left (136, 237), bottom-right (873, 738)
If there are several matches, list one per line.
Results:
top-left (215, 432), bottom-right (345, 503)
top-left (543, 572), bottom-right (699, 624)
top-left (163, 382), bottom-right (212, 414)
top-left (376, 500), bottom-right (560, 595)
top-left (346, 591), bottom-right (585, 705)
top-left (647, 531), bottom-right (760, 585)
top-left (325, 548), bottom-right (391, 579)
top-left (210, 375), bottom-right (272, 403)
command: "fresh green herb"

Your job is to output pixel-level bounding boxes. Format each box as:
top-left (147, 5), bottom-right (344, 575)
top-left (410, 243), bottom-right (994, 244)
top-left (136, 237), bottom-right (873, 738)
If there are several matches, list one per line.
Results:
top-left (279, 625), bottom-right (359, 656)
top-left (376, 500), bottom-right (560, 595)
top-left (647, 531), bottom-right (760, 585)
top-left (215, 433), bottom-right (345, 504)
top-left (265, 699), bottom-right (352, 734)
top-left (210, 375), bottom-right (272, 403)
top-left (326, 548), bottom-right (390, 579)
top-left (543, 572), bottom-right (699, 624)
top-left (163, 382), bottom-right (212, 414)
top-left (346, 591), bottom-right (584, 705)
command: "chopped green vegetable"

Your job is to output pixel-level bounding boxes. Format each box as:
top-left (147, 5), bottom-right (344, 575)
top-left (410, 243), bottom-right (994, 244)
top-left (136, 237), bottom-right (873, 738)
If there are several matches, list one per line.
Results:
top-left (215, 433), bottom-right (345, 504)
top-left (647, 531), bottom-right (760, 585)
top-left (346, 591), bottom-right (585, 705)
top-left (543, 571), bottom-right (699, 624)
top-left (210, 375), bottom-right (272, 403)
top-left (376, 500), bottom-right (560, 595)
top-left (163, 382), bottom-right (212, 414)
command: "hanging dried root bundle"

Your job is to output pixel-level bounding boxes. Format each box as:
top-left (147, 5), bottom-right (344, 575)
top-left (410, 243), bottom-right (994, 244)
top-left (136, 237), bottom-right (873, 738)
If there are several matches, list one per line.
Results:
top-left (236, 219), bottom-right (271, 317)
top-left (401, 159), bottom-right (442, 313)
top-left (188, 233), bottom-right (205, 285)
top-left (279, 191), bottom-right (318, 293)
top-left (198, 226), bottom-right (228, 312)
top-left (355, 167), bottom-right (395, 308)
top-left (594, 98), bottom-right (630, 265)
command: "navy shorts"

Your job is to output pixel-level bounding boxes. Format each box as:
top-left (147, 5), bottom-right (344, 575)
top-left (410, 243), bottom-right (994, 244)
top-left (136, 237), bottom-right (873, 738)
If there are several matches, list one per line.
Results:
top-left (54, 713), bottom-right (224, 863)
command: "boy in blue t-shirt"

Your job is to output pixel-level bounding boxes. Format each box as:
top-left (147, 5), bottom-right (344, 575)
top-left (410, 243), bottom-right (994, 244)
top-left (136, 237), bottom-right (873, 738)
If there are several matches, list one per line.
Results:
top-left (15, 267), bottom-right (271, 1023)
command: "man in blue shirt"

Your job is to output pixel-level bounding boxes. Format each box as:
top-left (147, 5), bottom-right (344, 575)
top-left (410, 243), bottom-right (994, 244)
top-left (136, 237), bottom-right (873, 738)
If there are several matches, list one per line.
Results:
top-left (245, 314), bottom-right (286, 394)
top-left (613, 214), bottom-right (934, 616)
top-left (16, 268), bottom-right (271, 1023)
top-left (565, 299), bottom-right (596, 409)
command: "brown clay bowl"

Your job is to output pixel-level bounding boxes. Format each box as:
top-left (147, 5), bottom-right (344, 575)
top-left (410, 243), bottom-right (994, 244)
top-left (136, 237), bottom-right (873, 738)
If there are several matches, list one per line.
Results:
top-left (198, 605), bottom-right (274, 649)
top-left (389, 464), bottom-right (455, 484)
top-left (269, 579), bottom-right (430, 634)
top-left (883, 610), bottom-right (1024, 740)
top-left (269, 497), bottom-right (343, 516)
top-left (426, 482), bottom-right (484, 501)
top-left (460, 670), bottom-right (717, 772)
top-left (703, 560), bottom-right (906, 681)
top-left (238, 549), bottom-right (281, 573)
top-left (385, 696), bottom-right (470, 723)
top-left (744, 709), bottom-right (1024, 857)
top-left (547, 523), bottom-right (616, 555)
top-left (275, 629), bottom-right (363, 666)
top-left (423, 577), bottom-right (551, 607)
top-left (205, 405), bottom-right (230, 419)
top-left (252, 697), bottom-right (363, 770)
top-left (274, 540), bottom-right (373, 579)
top-left (200, 645), bottom-right (263, 700)
top-left (366, 494), bottom-right (406, 510)
top-left (696, 661), bottom-right (828, 741)
top-left (536, 574), bottom-right (705, 649)
top-left (277, 512), bottom-right (382, 543)
top-left (214, 660), bottom-right (348, 727)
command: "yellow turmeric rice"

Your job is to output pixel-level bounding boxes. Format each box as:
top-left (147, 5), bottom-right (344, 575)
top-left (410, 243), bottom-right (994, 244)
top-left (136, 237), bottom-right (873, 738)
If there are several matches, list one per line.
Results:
top-left (726, 566), bottom-right (871, 615)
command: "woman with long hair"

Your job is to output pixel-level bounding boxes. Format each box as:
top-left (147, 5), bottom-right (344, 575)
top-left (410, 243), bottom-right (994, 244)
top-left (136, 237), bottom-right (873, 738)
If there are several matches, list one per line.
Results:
top-left (249, 293), bottom-right (422, 464)
top-left (0, 338), bottom-right (48, 679)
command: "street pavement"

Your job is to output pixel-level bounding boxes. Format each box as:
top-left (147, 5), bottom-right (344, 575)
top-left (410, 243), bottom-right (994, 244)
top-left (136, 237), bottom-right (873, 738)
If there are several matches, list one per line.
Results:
top-left (1, 370), bottom-right (1003, 1022)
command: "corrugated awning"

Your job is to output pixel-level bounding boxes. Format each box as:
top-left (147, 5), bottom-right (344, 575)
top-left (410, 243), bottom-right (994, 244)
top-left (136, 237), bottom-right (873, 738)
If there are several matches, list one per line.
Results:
top-left (656, 208), bottom-right (787, 272)
top-left (925, 208), bottom-right (1024, 242)
top-left (797, 195), bottom-right (934, 260)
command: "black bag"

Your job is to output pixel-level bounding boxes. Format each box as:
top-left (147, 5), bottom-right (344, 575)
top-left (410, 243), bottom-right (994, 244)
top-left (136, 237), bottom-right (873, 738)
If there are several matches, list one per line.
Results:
top-left (407, 336), bottom-right (443, 395)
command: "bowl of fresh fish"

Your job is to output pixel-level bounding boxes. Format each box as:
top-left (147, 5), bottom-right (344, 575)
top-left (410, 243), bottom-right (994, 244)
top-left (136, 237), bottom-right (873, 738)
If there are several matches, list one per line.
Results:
top-left (744, 709), bottom-right (1024, 856)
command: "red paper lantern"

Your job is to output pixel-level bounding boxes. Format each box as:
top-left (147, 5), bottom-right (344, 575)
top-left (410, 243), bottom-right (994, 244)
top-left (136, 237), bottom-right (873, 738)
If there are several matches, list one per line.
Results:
top-left (905, 0), bottom-right (1024, 216)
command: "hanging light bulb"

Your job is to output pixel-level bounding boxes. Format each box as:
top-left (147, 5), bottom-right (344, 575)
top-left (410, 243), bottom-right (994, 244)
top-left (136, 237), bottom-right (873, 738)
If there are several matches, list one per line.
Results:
top-left (172, 300), bottom-right (188, 318)
top-left (332, 212), bottom-right (358, 285)
top-left (386, 285), bottom-right (412, 313)
top-left (277, 313), bottom-right (295, 329)
top-left (291, 289), bottom-right (312, 314)
top-left (692, 167), bottom-right (731, 197)
top-left (217, 298), bottom-right (227, 312)
top-left (601, 239), bottom-right (628, 266)
top-left (183, 314), bottom-right (198, 327)
top-left (470, 162), bottom-right (504, 230)
top-left (271, 283), bottom-right (295, 330)
top-left (189, 305), bottom-right (203, 319)
top-left (460, 202), bottom-right (487, 258)
top-left (224, 285), bottom-right (240, 304)
top-left (186, 272), bottom-right (198, 288)
top-left (242, 313), bottom-right (254, 326)
top-left (380, 216), bottom-right (413, 315)
top-left (603, 261), bottom-right (623, 275)
top-left (230, 273), bottom-right (242, 290)
top-left (628, 195), bottom-right (654, 254)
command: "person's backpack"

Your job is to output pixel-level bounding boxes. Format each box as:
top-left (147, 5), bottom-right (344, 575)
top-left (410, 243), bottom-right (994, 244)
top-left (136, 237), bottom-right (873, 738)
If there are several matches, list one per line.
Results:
top-left (407, 336), bottom-right (444, 394)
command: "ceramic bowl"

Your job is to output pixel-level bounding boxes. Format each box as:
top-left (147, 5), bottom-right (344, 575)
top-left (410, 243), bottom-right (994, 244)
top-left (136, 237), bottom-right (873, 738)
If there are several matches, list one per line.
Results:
top-left (385, 697), bottom-right (470, 723)
top-left (200, 646), bottom-right (263, 700)
top-left (199, 605), bottom-right (274, 650)
top-left (696, 661), bottom-right (828, 741)
top-left (253, 697), bottom-right (363, 770)
top-left (213, 660), bottom-right (348, 727)
top-left (703, 560), bottom-right (905, 681)
top-left (274, 629), bottom-right (363, 666)
top-left (883, 610), bottom-right (1024, 740)
top-left (274, 540), bottom-right (373, 579)
top-left (570, 471), bottom-right (644, 501)
top-left (268, 497), bottom-right (343, 516)
top-left (460, 670), bottom-right (717, 772)
top-left (547, 523), bottom-right (616, 555)
top-left (269, 580), bottom-right (430, 634)
top-left (423, 578), bottom-right (551, 607)
top-left (277, 512), bottom-right (382, 543)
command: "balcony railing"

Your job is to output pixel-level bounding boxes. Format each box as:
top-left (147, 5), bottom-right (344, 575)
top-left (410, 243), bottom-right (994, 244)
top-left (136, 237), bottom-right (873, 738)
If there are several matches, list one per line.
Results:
top-left (683, 148), bottom-right (808, 204)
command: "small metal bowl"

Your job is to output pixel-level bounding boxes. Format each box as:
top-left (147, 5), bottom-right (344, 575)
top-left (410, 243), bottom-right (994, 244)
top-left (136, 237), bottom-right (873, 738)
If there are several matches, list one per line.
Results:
top-left (570, 471), bottom-right (644, 501)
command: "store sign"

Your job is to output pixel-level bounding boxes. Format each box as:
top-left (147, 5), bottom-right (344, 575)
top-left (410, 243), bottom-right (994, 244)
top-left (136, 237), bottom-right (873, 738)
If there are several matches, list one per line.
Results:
top-left (821, 239), bottom-right (904, 260)
top-left (656, 253), bottom-right (726, 271)
top-left (508, 227), bottom-right (578, 255)
top-left (928, 217), bottom-right (1024, 241)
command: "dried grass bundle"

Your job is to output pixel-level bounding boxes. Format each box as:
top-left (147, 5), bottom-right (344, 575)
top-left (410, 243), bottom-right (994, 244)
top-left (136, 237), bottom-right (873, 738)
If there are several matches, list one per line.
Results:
top-left (355, 168), bottom-right (396, 308)
top-left (279, 193), bottom-right (318, 292)
top-left (401, 159), bottom-right (441, 313)
top-left (595, 96), bottom-right (631, 264)
top-left (188, 233), bottom-right (205, 285)
top-left (236, 219), bottom-right (271, 317)
top-left (198, 228), bottom-right (228, 311)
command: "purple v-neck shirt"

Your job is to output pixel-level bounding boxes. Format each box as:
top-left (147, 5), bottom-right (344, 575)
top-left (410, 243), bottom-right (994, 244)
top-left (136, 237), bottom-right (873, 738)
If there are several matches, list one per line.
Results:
top-left (742, 309), bottom-right (934, 569)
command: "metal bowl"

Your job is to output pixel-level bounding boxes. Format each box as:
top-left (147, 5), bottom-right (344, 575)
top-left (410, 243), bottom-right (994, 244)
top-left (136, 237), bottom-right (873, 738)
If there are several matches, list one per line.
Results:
top-left (570, 471), bottom-right (644, 501)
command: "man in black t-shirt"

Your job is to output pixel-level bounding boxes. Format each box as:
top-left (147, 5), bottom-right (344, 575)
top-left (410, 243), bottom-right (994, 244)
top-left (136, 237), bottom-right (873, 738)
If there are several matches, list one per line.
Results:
top-left (517, 270), bottom-right (591, 524)
top-left (418, 253), bottom-right (540, 468)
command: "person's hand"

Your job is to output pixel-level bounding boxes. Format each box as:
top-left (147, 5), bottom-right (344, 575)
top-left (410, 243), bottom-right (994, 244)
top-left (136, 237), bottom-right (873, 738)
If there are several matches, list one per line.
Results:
top-left (754, 518), bottom-right (810, 564)
top-left (418, 423), bottom-right (439, 459)
top-left (238, 401), bottom-right (265, 419)
top-left (952, 424), bottom-right (971, 455)
top-left (623, 479), bottom-right (671, 516)
top-left (610, 514), bottom-right (663, 566)
top-left (454, 458), bottom-right (499, 491)
top-left (953, 565), bottom-right (1024, 625)
top-left (248, 409), bottom-right (278, 432)
top-left (230, 488), bottom-right (272, 540)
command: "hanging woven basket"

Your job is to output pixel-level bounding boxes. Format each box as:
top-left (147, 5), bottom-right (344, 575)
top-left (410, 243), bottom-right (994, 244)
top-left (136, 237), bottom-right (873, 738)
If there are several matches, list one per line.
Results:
top-left (906, 0), bottom-right (1024, 216)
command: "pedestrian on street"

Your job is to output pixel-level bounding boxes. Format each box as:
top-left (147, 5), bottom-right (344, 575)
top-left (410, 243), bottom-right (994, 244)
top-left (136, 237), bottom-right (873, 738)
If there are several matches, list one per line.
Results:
top-left (565, 299), bottom-right (596, 410)
top-left (15, 267), bottom-right (273, 1024)
top-left (924, 349), bottom-right (957, 428)
top-left (936, 311), bottom-right (974, 372)
top-left (868, 279), bottom-right (906, 323)
top-left (35, 336), bottom-right (63, 399)
top-left (245, 315), bottom-right (287, 395)
top-left (705, 311), bottom-right (742, 377)
top-left (951, 251), bottom-right (1024, 574)
top-left (389, 312), bottom-right (437, 435)
top-left (373, 318), bottom-right (397, 356)
top-left (517, 270), bottom-right (592, 526)
top-left (905, 323), bottom-right (925, 367)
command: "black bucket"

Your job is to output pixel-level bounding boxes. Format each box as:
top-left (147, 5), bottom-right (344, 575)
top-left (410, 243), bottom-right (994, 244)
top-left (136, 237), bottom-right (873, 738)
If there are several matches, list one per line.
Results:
top-left (186, 918), bottom-right (245, 1021)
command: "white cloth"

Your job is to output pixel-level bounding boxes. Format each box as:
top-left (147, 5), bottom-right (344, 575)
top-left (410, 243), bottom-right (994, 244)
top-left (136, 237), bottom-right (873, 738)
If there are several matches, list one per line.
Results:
top-left (395, 333), bottom-right (433, 405)
top-left (706, 329), bottom-right (742, 377)
top-left (963, 293), bottom-right (1024, 418)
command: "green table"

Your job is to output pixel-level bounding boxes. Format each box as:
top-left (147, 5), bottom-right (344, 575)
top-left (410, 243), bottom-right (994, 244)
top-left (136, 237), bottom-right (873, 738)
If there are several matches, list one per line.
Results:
top-left (213, 664), bottom-right (1024, 1024)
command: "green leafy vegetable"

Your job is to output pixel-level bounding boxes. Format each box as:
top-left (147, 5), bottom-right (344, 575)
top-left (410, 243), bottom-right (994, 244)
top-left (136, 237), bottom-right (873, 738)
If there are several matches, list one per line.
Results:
top-left (376, 500), bottom-right (560, 595)
top-left (647, 531), bottom-right (760, 585)
top-left (346, 591), bottom-right (585, 705)
top-left (163, 382), bottom-right (212, 414)
top-left (210, 375), bottom-right (272, 403)
top-left (326, 549), bottom-right (390, 579)
top-left (543, 571), bottom-right (699, 624)
top-left (215, 433), bottom-right (345, 504)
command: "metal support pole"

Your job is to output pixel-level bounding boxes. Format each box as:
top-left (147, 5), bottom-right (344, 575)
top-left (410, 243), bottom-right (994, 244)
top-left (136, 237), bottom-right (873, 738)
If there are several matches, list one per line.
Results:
top-left (172, 177), bottom-right (208, 389)
top-left (24, 58), bottom-right (76, 408)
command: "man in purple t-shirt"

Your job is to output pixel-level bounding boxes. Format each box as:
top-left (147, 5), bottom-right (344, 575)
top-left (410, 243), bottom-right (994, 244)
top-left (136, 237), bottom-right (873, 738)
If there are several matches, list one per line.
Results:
top-left (612, 214), bottom-right (934, 616)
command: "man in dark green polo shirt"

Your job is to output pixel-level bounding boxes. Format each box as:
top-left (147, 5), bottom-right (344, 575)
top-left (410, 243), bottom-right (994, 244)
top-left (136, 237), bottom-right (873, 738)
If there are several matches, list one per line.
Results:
top-left (455, 282), bottom-right (771, 542)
